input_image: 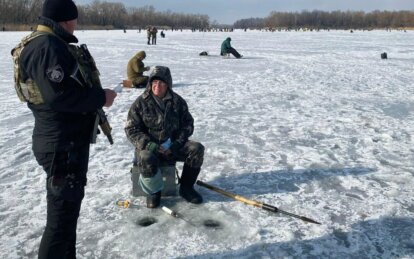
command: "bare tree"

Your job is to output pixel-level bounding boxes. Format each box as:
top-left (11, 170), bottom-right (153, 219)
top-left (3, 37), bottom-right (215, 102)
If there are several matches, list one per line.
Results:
top-left (253, 10), bottom-right (414, 29)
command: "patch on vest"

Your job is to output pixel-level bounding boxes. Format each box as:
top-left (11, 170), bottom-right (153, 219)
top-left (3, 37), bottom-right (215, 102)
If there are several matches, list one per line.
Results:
top-left (46, 65), bottom-right (64, 83)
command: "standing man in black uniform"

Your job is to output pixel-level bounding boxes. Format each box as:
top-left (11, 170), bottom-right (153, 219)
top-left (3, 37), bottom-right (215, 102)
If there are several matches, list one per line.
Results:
top-left (11, 0), bottom-right (117, 258)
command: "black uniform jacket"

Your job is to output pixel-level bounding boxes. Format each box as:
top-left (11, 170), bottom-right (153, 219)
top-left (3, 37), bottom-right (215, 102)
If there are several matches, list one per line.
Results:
top-left (20, 17), bottom-right (106, 152)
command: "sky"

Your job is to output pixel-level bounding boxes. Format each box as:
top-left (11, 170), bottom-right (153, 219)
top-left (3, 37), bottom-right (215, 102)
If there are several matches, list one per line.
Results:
top-left (75, 0), bottom-right (414, 24)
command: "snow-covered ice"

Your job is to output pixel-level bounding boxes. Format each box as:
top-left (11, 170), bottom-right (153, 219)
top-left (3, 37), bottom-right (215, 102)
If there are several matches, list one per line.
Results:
top-left (1, 29), bottom-right (413, 258)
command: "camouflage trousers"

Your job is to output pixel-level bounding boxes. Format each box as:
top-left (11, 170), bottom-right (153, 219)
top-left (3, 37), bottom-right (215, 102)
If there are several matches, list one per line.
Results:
top-left (138, 140), bottom-right (204, 178)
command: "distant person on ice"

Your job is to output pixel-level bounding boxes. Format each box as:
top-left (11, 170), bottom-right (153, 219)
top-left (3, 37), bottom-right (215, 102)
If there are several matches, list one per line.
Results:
top-left (146, 26), bottom-right (151, 44)
top-left (151, 26), bottom-right (158, 45)
top-left (125, 66), bottom-right (205, 208)
top-left (220, 37), bottom-right (242, 58)
top-left (10, 0), bottom-right (117, 258)
top-left (127, 50), bottom-right (150, 88)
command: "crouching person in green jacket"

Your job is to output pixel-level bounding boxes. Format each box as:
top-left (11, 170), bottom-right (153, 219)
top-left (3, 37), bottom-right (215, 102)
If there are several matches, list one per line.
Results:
top-left (127, 50), bottom-right (150, 88)
top-left (125, 66), bottom-right (204, 208)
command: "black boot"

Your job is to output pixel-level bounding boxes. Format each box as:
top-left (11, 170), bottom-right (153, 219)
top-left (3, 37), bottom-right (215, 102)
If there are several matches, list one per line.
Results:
top-left (146, 191), bottom-right (161, 208)
top-left (179, 164), bottom-right (203, 204)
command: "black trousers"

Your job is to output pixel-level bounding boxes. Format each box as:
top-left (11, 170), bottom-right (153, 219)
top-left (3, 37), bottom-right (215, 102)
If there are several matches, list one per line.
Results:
top-left (221, 47), bottom-right (242, 58)
top-left (35, 143), bottom-right (90, 259)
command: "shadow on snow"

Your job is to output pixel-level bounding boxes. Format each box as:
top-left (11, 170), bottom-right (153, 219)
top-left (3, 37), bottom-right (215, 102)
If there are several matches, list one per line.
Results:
top-left (199, 167), bottom-right (377, 202)
top-left (177, 216), bottom-right (414, 259)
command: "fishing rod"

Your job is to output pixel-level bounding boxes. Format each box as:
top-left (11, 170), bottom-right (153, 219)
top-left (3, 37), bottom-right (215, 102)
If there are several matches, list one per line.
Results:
top-left (196, 180), bottom-right (321, 225)
top-left (162, 206), bottom-right (196, 226)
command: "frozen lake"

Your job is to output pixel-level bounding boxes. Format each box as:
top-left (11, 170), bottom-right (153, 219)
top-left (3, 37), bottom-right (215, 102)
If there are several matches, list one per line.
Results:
top-left (0, 29), bottom-right (414, 258)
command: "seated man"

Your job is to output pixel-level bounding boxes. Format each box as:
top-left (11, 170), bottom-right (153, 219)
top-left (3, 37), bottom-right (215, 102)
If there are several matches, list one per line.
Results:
top-left (220, 37), bottom-right (242, 58)
top-left (125, 66), bottom-right (205, 208)
top-left (127, 51), bottom-right (150, 88)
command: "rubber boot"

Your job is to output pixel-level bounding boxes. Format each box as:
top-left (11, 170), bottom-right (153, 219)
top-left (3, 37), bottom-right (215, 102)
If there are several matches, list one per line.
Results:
top-left (179, 164), bottom-right (203, 204)
top-left (146, 191), bottom-right (161, 208)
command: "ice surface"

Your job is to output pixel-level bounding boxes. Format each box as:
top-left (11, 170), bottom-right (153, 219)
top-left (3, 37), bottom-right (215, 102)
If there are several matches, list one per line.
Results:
top-left (0, 29), bottom-right (413, 258)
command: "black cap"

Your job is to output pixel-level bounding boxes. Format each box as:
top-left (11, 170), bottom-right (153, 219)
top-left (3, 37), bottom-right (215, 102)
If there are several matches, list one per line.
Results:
top-left (42, 0), bottom-right (78, 22)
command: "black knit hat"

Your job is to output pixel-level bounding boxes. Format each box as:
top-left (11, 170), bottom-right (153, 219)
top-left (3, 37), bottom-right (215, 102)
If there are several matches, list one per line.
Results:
top-left (42, 0), bottom-right (78, 22)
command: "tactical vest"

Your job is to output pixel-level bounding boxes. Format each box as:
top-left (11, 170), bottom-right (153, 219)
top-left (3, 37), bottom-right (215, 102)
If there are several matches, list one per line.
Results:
top-left (11, 27), bottom-right (101, 104)
top-left (67, 44), bottom-right (102, 90)
top-left (11, 30), bottom-right (50, 104)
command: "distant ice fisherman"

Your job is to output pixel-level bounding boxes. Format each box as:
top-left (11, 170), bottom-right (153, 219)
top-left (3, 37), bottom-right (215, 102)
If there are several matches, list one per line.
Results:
top-left (126, 50), bottom-right (150, 88)
top-left (220, 37), bottom-right (242, 58)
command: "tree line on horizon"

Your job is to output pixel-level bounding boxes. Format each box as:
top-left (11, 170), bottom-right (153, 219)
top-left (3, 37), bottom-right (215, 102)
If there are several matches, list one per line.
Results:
top-left (0, 0), bottom-right (209, 30)
top-left (235, 10), bottom-right (414, 29)
top-left (1, 0), bottom-right (413, 30)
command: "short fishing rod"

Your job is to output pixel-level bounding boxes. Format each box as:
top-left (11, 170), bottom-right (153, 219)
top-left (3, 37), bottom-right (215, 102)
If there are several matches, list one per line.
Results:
top-left (162, 206), bottom-right (196, 226)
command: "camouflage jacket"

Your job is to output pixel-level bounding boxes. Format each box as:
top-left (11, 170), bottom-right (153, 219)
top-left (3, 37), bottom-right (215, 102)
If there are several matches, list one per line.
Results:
top-left (150, 28), bottom-right (158, 37)
top-left (125, 68), bottom-right (194, 152)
